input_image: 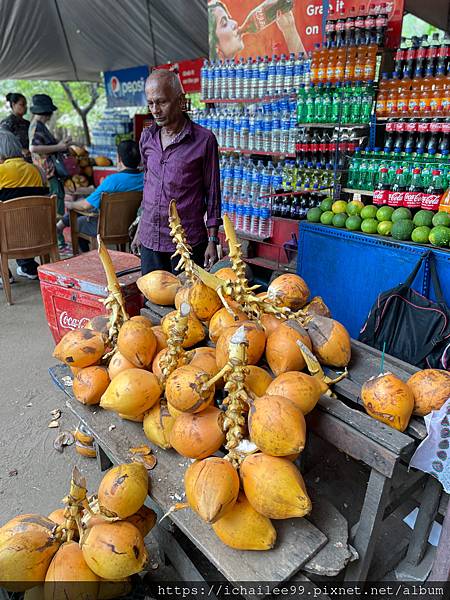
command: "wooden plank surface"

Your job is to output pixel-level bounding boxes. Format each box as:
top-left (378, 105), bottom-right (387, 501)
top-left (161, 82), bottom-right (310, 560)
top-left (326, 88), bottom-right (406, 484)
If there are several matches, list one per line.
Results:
top-left (50, 365), bottom-right (327, 584)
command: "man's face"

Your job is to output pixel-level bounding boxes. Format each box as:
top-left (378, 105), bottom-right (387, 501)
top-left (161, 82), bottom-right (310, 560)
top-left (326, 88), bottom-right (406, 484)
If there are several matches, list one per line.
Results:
top-left (145, 77), bottom-right (183, 128)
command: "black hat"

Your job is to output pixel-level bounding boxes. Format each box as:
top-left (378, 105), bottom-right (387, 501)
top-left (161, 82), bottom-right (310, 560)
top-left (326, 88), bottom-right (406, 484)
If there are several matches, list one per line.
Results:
top-left (30, 94), bottom-right (58, 114)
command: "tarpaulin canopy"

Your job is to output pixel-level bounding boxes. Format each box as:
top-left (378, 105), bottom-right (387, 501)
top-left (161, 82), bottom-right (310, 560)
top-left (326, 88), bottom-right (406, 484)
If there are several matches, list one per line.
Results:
top-left (405, 0), bottom-right (449, 32)
top-left (0, 0), bottom-right (208, 81)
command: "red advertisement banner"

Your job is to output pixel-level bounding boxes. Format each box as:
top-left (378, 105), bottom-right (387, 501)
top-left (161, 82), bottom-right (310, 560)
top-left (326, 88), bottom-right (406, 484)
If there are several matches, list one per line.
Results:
top-left (207, 0), bottom-right (404, 59)
top-left (155, 58), bottom-right (204, 93)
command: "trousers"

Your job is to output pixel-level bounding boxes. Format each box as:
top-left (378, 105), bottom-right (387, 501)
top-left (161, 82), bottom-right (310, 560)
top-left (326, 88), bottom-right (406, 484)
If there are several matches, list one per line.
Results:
top-left (140, 242), bottom-right (207, 276)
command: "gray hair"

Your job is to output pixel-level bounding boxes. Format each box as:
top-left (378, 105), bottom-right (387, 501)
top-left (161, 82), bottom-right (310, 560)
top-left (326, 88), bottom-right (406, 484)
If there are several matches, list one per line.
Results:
top-left (146, 69), bottom-right (183, 95)
top-left (0, 129), bottom-right (23, 160)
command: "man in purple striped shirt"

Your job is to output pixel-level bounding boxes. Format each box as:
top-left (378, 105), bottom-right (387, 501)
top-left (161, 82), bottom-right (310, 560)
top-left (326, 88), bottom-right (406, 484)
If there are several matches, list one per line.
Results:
top-left (132, 70), bottom-right (221, 275)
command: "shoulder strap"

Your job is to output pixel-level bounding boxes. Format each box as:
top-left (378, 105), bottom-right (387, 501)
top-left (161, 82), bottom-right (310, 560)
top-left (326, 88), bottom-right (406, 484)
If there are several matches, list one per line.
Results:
top-left (429, 254), bottom-right (445, 304)
top-left (403, 251), bottom-right (430, 288)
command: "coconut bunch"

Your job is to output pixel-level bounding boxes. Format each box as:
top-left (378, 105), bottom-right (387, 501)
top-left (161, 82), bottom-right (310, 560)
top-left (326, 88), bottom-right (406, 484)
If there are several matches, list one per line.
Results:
top-left (361, 368), bottom-right (450, 431)
top-left (0, 464), bottom-right (155, 596)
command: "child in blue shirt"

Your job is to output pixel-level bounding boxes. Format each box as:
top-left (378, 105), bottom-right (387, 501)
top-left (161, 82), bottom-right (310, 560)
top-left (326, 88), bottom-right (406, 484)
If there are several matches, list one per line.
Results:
top-left (58, 140), bottom-right (143, 252)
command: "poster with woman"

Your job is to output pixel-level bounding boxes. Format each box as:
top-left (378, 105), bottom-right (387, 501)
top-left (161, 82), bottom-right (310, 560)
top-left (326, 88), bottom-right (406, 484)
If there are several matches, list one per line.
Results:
top-left (207, 0), bottom-right (404, 61)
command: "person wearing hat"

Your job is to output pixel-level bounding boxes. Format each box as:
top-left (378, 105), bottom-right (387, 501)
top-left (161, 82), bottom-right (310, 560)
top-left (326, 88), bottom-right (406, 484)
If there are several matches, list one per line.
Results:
top-left (29, 94), bottom-right (72, 251)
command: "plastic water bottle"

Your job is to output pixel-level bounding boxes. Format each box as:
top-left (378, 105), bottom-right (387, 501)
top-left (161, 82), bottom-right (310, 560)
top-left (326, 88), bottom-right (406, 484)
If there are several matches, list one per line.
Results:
top-left (251, 57), bottom-right (261, 99)
top-left (233, 111), bottom-right (241, 149)
top-left (276, 53), bottom-right (287, 91)
top-left (289, 88), bottom-right (298, 114)
top-left (248, 111), bottom-right (256, 151)
top-left (260, 164), bottom-right (272, 197)
top-left (262, 112), bottom-right (271, 151)
top-left (285, 53), bottom-right (295, 89)
top-left (289, 115), bottom-right (297, 154)
top-left (280, 110), bottom-right (291, 154)
top-left (258, 198), bottom-right (272, 238)
top-left (235, 57), bottom-right (244, 99)
top-left (240, 109), bottom-right (249, 151)
top-left (212, 60), bottom-right (221, 99)
top-left (218, 109), bottom-right (226, 147)
top-left (228, 60), bottom-right (236, 100)
top-left (259, 55), bottom-right (269, 97)
top-left (243, 195), bottom-right (252, 233)
top-left (243, 57), bottom-right (253, 99)
top-left (304, 51), bottom-right (312, 87)
top-left (235, 199), bottom-right (244, 231)
top-left (268, 55), bottom-right (277, 95)
top-left (293, 52), bottom-right (304, 88)
top-left (272, 111), bottom-right (281, 152)
top-left (255, 110), bottom-right (264, 152)
top-left (201, 59), bottom-right (208, 99)
top-left (250, 198), bottom-right (260, 236)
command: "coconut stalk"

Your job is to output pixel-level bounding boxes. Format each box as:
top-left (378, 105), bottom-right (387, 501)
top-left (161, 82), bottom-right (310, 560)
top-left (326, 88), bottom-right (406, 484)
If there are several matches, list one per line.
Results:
top-left (296, 339), bottom-right (348, 394)
top-left (54, 466), bottom-right (88, 542)
top-left (97, 236), bottom-right (129, 350)
top-left (160, 302), bottom-right (191, 386)
top-left (169, 200), bottom-right (195, 282)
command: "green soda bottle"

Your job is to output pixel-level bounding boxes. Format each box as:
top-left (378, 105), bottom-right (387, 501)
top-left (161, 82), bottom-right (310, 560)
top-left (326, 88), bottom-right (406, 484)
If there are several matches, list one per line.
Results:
top-left (305, 85), bottom-right (315, 123)
top-left (331, 83), bottom-right (342, 123)
top-left (361, 82), bottom-right (374, 123)
top-left (341, 83), bottom-right (352, 124)
top-left (296, 84), bottom-right (306, 124)
top-left (315, 83), bottom-right (325, 123)
top-left (350, 82), bottom-right (362, 124)
top-left (323, 83), bottom-right (333, 123)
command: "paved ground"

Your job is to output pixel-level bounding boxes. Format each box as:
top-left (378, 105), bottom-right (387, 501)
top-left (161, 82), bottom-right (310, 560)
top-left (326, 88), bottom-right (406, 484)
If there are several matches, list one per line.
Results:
top-left (0, 267), bottom-right (101, 525)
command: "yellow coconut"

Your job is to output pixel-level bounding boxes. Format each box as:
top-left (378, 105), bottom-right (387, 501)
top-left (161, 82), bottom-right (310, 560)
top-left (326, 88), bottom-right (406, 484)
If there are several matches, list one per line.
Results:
top-left (407, 369), bottom-right (450, 416)
top-left (143, 402), bottom-right (175, 449)
top-left (184, 457), bottom-right (240, 523)
top-left (215, 267), bottom-right (237, 281)
top-left (305, 315), bottom-right (351, 368)
top-left (209, 306), bottom-right (247, 343)
top-left (169, 407), bottom-right (225, 459)
top-left (73, 366), bottom-right (110, 405)
top-left (0, 514), bottom-right (60, 591)
top-left (151, 348), bottom-right (169, 381)
top-left (108, 351), bottom-right (138, 380)
top-left (184, 347), bottom-right (219, 379)
top-left (212, 491), bottom-right (276, 550)
top-left (125, 505), bottom-right (157, 538)
top-left (267, 274), bottom-right (310, 310)
top-left (240, 454), bottom-right (312, 519)
top-left (162, 309), bottom-right (206, 348)
top-left (48, 508), bottom-right (66, 527)
top-left (216, 321), bottom-right (266, 369)
top-left (167, 402), bottom-right (184, 418)
top-left (100, 369), bottom-right (161, 416)
top-left (136, 270), bottom-right (180, 305)
top-left (81, 522), bottom-right (147, 580)
top-left (44, 541), bottom-right (100, 599)
top-left (117, 320), bottom-right (157, 368)
top-left (304, 296), bottom-right (331, 318)
top-left (361, 373), bottom-right (414, 432)
top-left (244, 365), bottom-right (273, 397)
top-left (260, 313), bottom-right (283, 338)
top-left (119, 412), bottom-right (145, 422)
top-left (266, 371), bottom-right (325, 414)
top-left (165, 365), bottom-right (214, 413)
top-left (248, 395), bottom-right (306, 456)
top-left (98, 463), bottom-right (149, 518)
top-left (265, 320), bottom-right (312, 376)
top-left (53, 329), bottom-right (106, 368)
top-left (174, 284), bottom-right (190, 310)
top-left (151, 325), bottom-right (168, 353)
top-left (187, 280), bottom-right (223, 321)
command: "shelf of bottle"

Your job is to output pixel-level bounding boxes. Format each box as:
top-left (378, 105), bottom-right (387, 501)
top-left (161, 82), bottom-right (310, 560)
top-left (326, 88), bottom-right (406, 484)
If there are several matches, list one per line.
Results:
top-left (243, 256), bottom-right (297, 273)
top-left (203, 97), bottom-right (282, 104)
top-left (224, 229), bottom-right (271, 242)
top-left (219, 147), bottom-right (296, 158)
top-left (342, 187), bottom-right (374, 196)
top-left (297, 122), bottom-right (370, 129)
top-left (375, 116), bottom-right (445, 121)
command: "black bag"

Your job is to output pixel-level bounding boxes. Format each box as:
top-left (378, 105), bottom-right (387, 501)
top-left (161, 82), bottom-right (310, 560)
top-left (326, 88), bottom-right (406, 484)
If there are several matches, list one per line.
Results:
top-left (359, 252), bottom-right (450, 370)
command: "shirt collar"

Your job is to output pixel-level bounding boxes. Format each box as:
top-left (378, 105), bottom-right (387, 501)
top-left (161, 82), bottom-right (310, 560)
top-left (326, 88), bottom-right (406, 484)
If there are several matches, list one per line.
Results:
top-left (121, 168), bottom-right (141, 174)
top-left (150, 116), bottom-right (193, 142)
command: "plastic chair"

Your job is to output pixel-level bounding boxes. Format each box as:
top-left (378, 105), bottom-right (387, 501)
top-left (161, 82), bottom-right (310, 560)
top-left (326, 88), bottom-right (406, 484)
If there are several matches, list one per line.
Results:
top-left (69, 191), bottom-right (142, 255)
top-left (0, 195), bottom-right (59, 304)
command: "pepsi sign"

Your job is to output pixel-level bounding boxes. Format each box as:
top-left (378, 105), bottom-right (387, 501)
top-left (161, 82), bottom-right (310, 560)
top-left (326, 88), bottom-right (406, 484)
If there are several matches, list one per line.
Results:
top-left (104, 65), bottom-right (150, 107)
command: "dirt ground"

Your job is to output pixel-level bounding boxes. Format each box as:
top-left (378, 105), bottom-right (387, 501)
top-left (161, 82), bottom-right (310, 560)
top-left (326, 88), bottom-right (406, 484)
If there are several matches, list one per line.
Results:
top-left (0, 270), bottom-right (101, 525)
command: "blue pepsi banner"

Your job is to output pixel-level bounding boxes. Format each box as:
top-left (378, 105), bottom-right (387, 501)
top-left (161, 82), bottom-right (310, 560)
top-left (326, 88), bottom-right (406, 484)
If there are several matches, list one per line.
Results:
top-left (104, 65), bottom-right (149, 107)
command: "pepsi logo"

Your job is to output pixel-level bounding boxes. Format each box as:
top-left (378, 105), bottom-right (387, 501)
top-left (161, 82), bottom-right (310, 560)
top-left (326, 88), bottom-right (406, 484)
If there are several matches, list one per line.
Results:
top-left (110, 76), bottom-right (121, 95)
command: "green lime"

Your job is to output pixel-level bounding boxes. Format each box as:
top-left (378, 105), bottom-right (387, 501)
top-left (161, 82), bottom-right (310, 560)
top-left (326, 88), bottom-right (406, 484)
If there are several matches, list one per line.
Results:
top-left (346, 200), bottom-right (364, 216)
top-left (320, 198), bottom-right (333, 212)
top-left (361, 218), bottom-right (379, 234)
top-left (376, 206), bottom-right (394, 222)
top-left (320, 210), bottom-right (334, 225)
top-left (345, 215), bottom-right (362, 231)
top-left (411, 226), bottom-right (432, 244)
top-left (391, 219), bottom-right (415, 240)
top-left (377, 221), bottom-right (393, 236)
top-left (360, 205), bottom-right (378, 220)
top-left (391, 207), bottom-right (413, 223)
top-left (307, 207), bottom-right (323, 223)
top-left (413, 210), bottom-right (435, 228)
top-left (332, 200), bottom-right (348, 214)
top-left (429, 225), bottom-right (450, 247)
top-left (432, 212), bottom-right (450, 227)
top-left (332, 213), bottom-right (348, 227)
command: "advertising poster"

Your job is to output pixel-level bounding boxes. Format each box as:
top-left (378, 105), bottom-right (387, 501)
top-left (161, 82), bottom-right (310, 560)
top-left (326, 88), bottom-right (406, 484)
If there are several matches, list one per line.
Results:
top-left (207, 0), bottom-right (404, 59)
top-left (155, 58), bottom-right (204, 93)
top-left (104, 65), bottom-right (149, 107)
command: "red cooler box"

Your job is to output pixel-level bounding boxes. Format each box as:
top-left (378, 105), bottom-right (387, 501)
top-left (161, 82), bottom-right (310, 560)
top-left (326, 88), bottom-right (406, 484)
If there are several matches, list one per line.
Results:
top-left (38, 251), bottom-right (143, 343)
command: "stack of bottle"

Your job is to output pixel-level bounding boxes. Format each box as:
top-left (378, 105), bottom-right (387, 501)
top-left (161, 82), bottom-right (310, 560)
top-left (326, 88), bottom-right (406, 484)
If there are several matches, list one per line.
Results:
top-left (347, 147), bottom-right (450, 210)
top-left (376, 34), bottom-right (450, 118)
top-left (310, 43), bottom-right (378, 85)
top-left (192, 89), bottom-right (298, 155)
top-left (324, 2), bottom-right (388, 48)
top-left (297, 82), bottom-right (374, 124)
top-left (382, 118), bottom-right (450, 156)
top-left (200, 53), bottom-right (311, 101)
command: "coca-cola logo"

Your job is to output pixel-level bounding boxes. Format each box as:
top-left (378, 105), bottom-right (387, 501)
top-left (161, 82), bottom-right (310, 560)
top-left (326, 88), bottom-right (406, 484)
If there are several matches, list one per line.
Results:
top-left (59, 311), bottom-right (90, 330)
top-left (404, 192), bottom-right (422, 207)
top-left (388, 192), bottom-right (404, 205)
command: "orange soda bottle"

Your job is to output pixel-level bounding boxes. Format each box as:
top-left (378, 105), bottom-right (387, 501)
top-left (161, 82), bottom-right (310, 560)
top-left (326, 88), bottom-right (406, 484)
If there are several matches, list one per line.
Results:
top-left (354, 47), bottom-right (366, 81)
top-left (385, 76), bottom-right (400, 115)
top-left (408, 79), bottom-right (421, 116)
top-left (317, 46), bottom-right (327, 84)
top-left (363, 43), bottom-right (378, 81)
top-left (334, 47), bottom-right (346, 83)
top-left (344, 47), bottom-right (357, 82)
top-left (376, 73), bottom-right (389, 116)
top-left (310, 44), bottom-right (321, 84)
top-left (431, 66), bottom-right (446, 115)
top-left (396, 78), bottom-right (411, 116)
top-left (419, 69), bottom-right (434, 116)
top-left (326, 43), bottom-right (338, 83)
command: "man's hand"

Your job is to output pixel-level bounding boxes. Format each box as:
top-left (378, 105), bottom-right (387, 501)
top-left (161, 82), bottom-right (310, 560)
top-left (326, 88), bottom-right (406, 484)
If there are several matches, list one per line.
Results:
top-left (65, 200), bottom-right (75, 210)
top-left (131, 231), bottom-right (141, 256)
top-left (204, 241), bottom-right (218, 270)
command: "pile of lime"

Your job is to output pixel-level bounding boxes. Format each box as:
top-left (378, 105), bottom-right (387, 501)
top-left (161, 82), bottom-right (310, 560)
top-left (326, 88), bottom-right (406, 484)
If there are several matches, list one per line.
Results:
top-left (306, 200), bottom-right (450, 247)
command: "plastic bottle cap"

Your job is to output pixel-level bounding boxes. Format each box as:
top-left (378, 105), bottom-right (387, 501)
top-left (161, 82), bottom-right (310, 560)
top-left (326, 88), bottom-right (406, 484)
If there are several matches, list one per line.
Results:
top-left (396, 168), bottom-right (403, 173)
top-left (432, 170), bottom-right (441, 175)
top-left (413, 168), bottom-right (421, 173)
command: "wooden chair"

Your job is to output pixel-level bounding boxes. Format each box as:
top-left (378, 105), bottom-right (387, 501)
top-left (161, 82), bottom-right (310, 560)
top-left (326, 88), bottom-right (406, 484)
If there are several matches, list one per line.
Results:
top-left (0, 195), bottom-right (59, 305)
top-left (69, 191), bottom-right (142, 255)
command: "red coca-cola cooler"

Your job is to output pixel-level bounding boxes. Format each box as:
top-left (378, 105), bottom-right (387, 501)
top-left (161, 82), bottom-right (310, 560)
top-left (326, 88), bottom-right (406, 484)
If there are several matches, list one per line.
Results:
top-left (38, 251), bottom-right (143, 343)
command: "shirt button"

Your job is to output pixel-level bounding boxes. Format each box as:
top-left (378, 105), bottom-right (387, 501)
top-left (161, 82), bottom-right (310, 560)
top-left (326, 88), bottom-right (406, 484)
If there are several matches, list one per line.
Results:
top-left (160, 159), bottom-right (165, 165)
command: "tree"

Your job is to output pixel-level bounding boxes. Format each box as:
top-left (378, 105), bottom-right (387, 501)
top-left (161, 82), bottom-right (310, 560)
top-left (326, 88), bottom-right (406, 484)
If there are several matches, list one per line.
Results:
top-left (60, 82), bottom-right (100, 146)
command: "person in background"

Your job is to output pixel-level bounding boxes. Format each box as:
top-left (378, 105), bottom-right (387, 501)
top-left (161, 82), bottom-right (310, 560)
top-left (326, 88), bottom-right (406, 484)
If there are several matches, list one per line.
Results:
top-left (0, 93), bottom-right (31, 160)
top-left (0, 130), bottom-right (48, 283)
top-left (132, 69), bottom-right (221, 275)
top-left (28, 94), bottom-right (72, 252)
top-left (58, 140), bottom-right (143, 252)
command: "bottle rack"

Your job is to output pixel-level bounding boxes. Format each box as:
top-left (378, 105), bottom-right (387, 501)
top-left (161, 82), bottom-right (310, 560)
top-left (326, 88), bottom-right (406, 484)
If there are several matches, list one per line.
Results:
top-left (219, 147), bottom-right (296, 158)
